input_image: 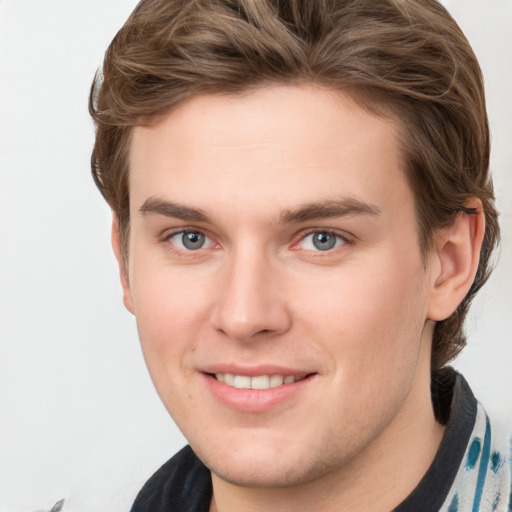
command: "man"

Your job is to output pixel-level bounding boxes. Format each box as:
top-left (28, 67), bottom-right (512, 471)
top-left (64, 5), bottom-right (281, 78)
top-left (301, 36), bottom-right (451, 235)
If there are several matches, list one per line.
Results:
top-left (89, 0), bottom-right (511, 510)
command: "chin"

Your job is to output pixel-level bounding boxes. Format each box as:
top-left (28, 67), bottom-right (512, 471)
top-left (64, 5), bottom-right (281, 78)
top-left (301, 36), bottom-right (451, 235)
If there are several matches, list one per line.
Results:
top-left (206, 456), bottom-right (318, 489)
top-left (192, 431), bottom-right (349, 489)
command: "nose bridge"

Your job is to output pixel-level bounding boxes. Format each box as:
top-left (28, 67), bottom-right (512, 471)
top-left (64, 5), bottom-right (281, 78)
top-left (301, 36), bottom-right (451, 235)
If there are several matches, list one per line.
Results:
top-left (212, 242), bottom-right (291, 341)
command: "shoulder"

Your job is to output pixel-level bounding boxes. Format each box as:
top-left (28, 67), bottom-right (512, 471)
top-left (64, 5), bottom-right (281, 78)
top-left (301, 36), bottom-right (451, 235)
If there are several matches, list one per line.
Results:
top-left (406, 369), bottom-right (512, 512)
top-left (130, 445), bottom-right (212, 512)
top-left (440, 400), bottom-right (512, 511)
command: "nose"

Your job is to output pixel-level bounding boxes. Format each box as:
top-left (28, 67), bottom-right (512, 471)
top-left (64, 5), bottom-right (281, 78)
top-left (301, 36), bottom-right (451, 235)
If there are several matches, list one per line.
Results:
top-left (210, 247), bottom-right (292, 342)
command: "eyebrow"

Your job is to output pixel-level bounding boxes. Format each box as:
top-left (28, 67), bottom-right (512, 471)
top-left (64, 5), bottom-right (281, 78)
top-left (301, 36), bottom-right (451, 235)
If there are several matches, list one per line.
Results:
top-left (139, 196), bottom-right (381, 224)
top-left (139, 197), bottom-right (211, 222)
top-left (278, 198), bottom-right (381, 224)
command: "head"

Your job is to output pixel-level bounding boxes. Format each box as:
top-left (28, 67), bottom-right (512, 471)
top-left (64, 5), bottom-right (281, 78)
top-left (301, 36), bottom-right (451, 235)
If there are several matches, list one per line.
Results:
top-left (90, 1), bottom-right (500, 496)
top-left (90, 0), bottom-right (498, 373)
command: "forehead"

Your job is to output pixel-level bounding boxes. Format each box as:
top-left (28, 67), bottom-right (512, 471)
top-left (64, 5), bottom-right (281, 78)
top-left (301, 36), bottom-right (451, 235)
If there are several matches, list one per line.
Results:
top-left (128, 85), bottom-right (411, 221)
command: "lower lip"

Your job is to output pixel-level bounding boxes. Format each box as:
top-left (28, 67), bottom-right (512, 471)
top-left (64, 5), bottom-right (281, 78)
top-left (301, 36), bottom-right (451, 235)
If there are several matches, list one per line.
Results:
top-left (203, 373), bottom-right (315, 413)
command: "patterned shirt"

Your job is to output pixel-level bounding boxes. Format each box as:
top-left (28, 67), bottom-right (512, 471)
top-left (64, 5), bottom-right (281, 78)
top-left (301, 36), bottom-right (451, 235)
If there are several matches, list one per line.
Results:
top-left (440, 404), bottom-right (511, 511)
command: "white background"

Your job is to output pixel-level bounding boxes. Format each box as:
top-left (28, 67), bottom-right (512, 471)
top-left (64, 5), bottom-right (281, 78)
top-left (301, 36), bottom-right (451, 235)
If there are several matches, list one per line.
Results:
top-left (0, 1), bottom-right (511, 511)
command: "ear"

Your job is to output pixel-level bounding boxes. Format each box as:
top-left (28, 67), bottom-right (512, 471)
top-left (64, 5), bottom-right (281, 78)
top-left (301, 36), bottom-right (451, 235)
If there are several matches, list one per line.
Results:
top-left (427, 198), bottom-right (485, 321)
top-left (111, 213), bottom-right (134, 314)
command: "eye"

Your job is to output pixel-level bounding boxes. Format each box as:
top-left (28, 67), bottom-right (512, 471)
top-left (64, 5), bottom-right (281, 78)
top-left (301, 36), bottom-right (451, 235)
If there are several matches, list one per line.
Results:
top-left (300, 231), bottom-right (346, 251)
top-left (168, 230), bottom-right (213, 251)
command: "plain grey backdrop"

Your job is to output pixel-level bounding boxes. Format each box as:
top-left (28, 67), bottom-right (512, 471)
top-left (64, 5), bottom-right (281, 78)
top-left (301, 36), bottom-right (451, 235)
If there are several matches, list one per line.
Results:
top-left (0, 1), bottom-right (511, 511)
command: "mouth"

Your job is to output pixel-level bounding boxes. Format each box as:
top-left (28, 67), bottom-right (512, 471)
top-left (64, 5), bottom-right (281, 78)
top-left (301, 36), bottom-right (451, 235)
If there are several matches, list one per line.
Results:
top-left (212, 373), bottom-right (309, 390)
top-left (203, 369), bottom-right (317, 412)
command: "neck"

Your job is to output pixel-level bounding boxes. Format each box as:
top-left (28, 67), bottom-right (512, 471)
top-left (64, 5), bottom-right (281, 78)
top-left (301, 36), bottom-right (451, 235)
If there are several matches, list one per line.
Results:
top-left (209, 342), bottom-right (445, 512)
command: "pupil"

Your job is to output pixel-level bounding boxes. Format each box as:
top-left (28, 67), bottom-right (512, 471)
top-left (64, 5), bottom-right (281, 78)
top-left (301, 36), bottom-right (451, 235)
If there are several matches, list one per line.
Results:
top-left (182, 232), bottom-right (205, 250)
top-left (313, 232), bottom-right (336, 251)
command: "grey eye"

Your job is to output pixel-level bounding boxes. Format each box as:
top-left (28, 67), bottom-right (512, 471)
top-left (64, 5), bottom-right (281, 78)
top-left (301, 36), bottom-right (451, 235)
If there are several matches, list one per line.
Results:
top-left (181, 231), bottom-right (205, 250)
top-left (301, 231), bottom-right (344, 251)
top-left (312, 232), bottom-right (336, 250)
top-left (169, 230), bottom-right (210, 251)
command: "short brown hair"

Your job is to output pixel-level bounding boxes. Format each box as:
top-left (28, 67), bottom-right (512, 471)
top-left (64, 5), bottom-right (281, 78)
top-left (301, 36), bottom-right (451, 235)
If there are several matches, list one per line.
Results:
top-left (90, 0), bottom-right (499, 370)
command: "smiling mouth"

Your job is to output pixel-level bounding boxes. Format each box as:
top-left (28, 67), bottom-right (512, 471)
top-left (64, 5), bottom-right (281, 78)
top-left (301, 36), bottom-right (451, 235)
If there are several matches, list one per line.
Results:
top-left (212, 373), bottom-right (312, 390)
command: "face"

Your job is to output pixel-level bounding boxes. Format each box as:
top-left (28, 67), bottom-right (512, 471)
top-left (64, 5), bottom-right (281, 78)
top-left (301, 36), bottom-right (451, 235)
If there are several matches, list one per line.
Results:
top-left (122, 85), bottom-right (439, 488)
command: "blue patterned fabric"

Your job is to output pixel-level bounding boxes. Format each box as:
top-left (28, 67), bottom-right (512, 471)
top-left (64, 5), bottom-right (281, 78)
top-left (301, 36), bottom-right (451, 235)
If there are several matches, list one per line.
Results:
top-left (439, 404), bottom-right (512, 512)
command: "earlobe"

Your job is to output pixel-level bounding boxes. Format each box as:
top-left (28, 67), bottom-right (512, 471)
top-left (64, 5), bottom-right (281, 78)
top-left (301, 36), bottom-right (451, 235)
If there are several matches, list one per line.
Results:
top-left (427, 199), bottom-right (485, 321)
top-left (111, 214), bottom-right (135, 315)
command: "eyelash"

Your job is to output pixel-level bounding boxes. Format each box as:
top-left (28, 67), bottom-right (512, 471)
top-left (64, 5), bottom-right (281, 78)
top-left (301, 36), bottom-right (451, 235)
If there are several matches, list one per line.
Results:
top-left (293, 229), bottom-right (352, 253)
top-left (164, 229), bottom-right (217, 253)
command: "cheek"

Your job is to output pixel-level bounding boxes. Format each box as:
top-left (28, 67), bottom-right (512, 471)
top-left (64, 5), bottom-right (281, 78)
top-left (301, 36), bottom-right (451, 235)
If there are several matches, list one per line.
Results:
top-left (129, 261), bottom-right (212, 369)
top-left (129, 265), bottom-right (214, 419)
top-left (296, 255), bottom-right (429, 370)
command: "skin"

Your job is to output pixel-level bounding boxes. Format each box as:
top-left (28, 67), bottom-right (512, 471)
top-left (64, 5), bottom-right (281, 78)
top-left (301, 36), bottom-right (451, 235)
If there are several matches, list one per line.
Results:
top-left (113, 85), bottom-right (484, 511)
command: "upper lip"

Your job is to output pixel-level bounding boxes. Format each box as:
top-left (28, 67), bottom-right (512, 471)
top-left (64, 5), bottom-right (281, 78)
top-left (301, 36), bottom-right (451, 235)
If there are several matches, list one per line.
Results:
top-left (200, 364), bottom-right (315, 377)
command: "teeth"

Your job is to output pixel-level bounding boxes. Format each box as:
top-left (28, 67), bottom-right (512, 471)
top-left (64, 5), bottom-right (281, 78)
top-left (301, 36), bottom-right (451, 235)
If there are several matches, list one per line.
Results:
top-left (269, 375), bottom-right (284, 387)
top-left (251, 375), bottom-right (270, 389)
top-left (215, 373), bottom-right (303, 390)
top-left (233, 375), bottom-right (251, 389)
